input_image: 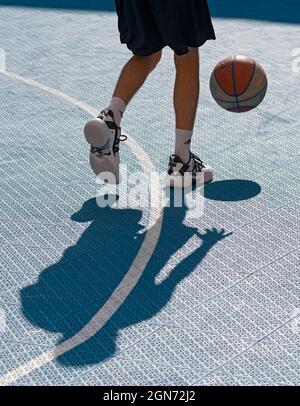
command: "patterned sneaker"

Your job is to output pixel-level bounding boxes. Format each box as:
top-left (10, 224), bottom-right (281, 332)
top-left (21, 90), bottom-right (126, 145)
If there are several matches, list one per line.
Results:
top-left (165, 152), bottom-right (213, 188)
top-left (84, 109), bottom-right (127, 184)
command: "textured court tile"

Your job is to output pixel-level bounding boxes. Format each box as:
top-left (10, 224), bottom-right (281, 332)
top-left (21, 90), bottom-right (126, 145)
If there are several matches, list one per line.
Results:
top-left (72, 356), bottom-right (193, 387)
top-left (0, 304), bottom-right (59, 348)
top-left (0, 341), bottom-right (49, 378)
top-left (0, 7), bottom-right (299, 386)
top-left (198, 323), bottom-right (300, 386)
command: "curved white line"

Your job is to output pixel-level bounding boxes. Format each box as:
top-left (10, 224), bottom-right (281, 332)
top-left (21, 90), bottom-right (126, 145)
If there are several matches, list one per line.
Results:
top-left (0, 71), bottom-right (165, 386)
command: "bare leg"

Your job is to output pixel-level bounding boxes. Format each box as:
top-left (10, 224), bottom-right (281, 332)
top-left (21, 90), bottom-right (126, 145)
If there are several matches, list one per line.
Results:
top-left (168, 48), bottom-right (213, 185)
top-left (84, 51), bottom-right (162, 183)
top-left (174, 48), bottom-right (200, 131)
top-left (113, 51), bottom-right (162, 105)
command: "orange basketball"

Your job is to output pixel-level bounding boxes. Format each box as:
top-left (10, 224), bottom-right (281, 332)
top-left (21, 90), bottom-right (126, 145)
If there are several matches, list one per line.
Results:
top-left (210, 55), bottom-right (268, 113)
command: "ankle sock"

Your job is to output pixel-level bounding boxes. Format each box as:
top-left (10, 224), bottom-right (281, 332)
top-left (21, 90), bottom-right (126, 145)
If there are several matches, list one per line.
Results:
top-left (107, 97), bottom-right (126, 127)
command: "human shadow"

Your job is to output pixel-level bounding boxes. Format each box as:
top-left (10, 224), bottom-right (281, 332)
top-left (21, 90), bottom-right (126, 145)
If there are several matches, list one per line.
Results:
top-left (20, 188), bottom-right (233, 366)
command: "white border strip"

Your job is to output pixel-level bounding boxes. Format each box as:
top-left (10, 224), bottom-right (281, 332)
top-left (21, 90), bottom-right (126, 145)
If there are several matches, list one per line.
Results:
top-left (0, 72), bottom-right (165, 386)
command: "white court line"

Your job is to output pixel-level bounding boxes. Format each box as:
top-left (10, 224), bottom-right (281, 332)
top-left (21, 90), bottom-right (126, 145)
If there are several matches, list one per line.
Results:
top-left (0, 71), bottom-right (165, 386)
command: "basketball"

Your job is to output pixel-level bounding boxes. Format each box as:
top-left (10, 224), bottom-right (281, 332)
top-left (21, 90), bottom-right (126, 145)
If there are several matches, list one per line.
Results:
top-left (210, 55), bottom-right (268, 113)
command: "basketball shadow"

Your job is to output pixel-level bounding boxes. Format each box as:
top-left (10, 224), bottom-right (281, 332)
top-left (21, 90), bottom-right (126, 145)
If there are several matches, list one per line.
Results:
top-left (203, 179), bottom-right (261, 202)
top-left (20, 189), bottom-right (232, 367)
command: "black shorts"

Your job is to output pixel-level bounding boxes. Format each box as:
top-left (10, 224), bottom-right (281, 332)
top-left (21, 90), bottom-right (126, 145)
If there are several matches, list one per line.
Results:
top-left (115, 0), bottom-right (216, 56)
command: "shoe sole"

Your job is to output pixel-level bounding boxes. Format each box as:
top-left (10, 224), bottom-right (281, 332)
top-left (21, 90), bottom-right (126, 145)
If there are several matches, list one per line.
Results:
top-left (89, 154), bottom-right (120, 184)
top-left (84, 118), bottom-right (120, 184)
top-left (84, 118), bottom-right (111, 147)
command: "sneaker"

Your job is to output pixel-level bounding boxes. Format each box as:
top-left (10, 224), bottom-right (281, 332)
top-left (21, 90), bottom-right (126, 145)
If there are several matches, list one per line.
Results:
top-left (165, 152), bottom-right (213, 188)
top-left (84, 109), bottom-right (127, 184)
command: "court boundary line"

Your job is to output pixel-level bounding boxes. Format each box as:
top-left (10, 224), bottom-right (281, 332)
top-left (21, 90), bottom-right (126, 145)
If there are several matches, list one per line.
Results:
top-left (0, 71), bottom-right (165, 386)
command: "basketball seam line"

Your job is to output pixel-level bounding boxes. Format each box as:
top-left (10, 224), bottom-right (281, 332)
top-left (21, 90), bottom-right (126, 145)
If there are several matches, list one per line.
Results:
top-left (213, 84), bottom-right (268, 104)
top-left (213, 70), bottom-right (235, 98)
top-left (239, 60), bottom-right (257, 97)
top-left (231, 57), bottom-right (240, 112)
top-left (213, 58), bottom-right (258, 100)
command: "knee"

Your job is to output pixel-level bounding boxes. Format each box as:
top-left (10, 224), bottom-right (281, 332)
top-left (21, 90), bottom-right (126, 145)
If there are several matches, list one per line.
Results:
top-left (139, 50), bottom-right (162, 71)
top-left (174, 47), bottom-right (199, 69)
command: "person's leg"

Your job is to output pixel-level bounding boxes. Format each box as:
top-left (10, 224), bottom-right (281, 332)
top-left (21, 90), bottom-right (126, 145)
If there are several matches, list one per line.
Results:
top-left (113, 51), bottom-right (162, 106)
top-left (84, 51), bottom-right (162, 182)
top-left (167, 46), bottom-right (213, 187)
top-left (103, 51), bottom-right (162, 127)
top-left (173, 47), bottom-right (200, 162)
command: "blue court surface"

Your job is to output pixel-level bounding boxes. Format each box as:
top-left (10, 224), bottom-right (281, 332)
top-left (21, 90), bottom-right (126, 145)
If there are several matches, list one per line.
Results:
top-left (0, 0), bottom-right (300, 386)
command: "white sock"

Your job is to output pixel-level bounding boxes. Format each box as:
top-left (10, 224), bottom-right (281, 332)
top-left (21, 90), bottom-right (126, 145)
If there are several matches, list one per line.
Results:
top-left (107, 97), bottom-right (126, 127)
top-left (175, 128), bottom-right (192, 163)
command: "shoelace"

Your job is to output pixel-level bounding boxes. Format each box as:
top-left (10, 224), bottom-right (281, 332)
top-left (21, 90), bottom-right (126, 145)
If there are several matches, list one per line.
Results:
top-left (98, 108), bottom-right (110, 120)
top-left (114, 134), bottom-right (127, 154)
top-left (190, 152), bottom-right (205, 172)
top-left (98, 109), bottom-right (127, 154)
